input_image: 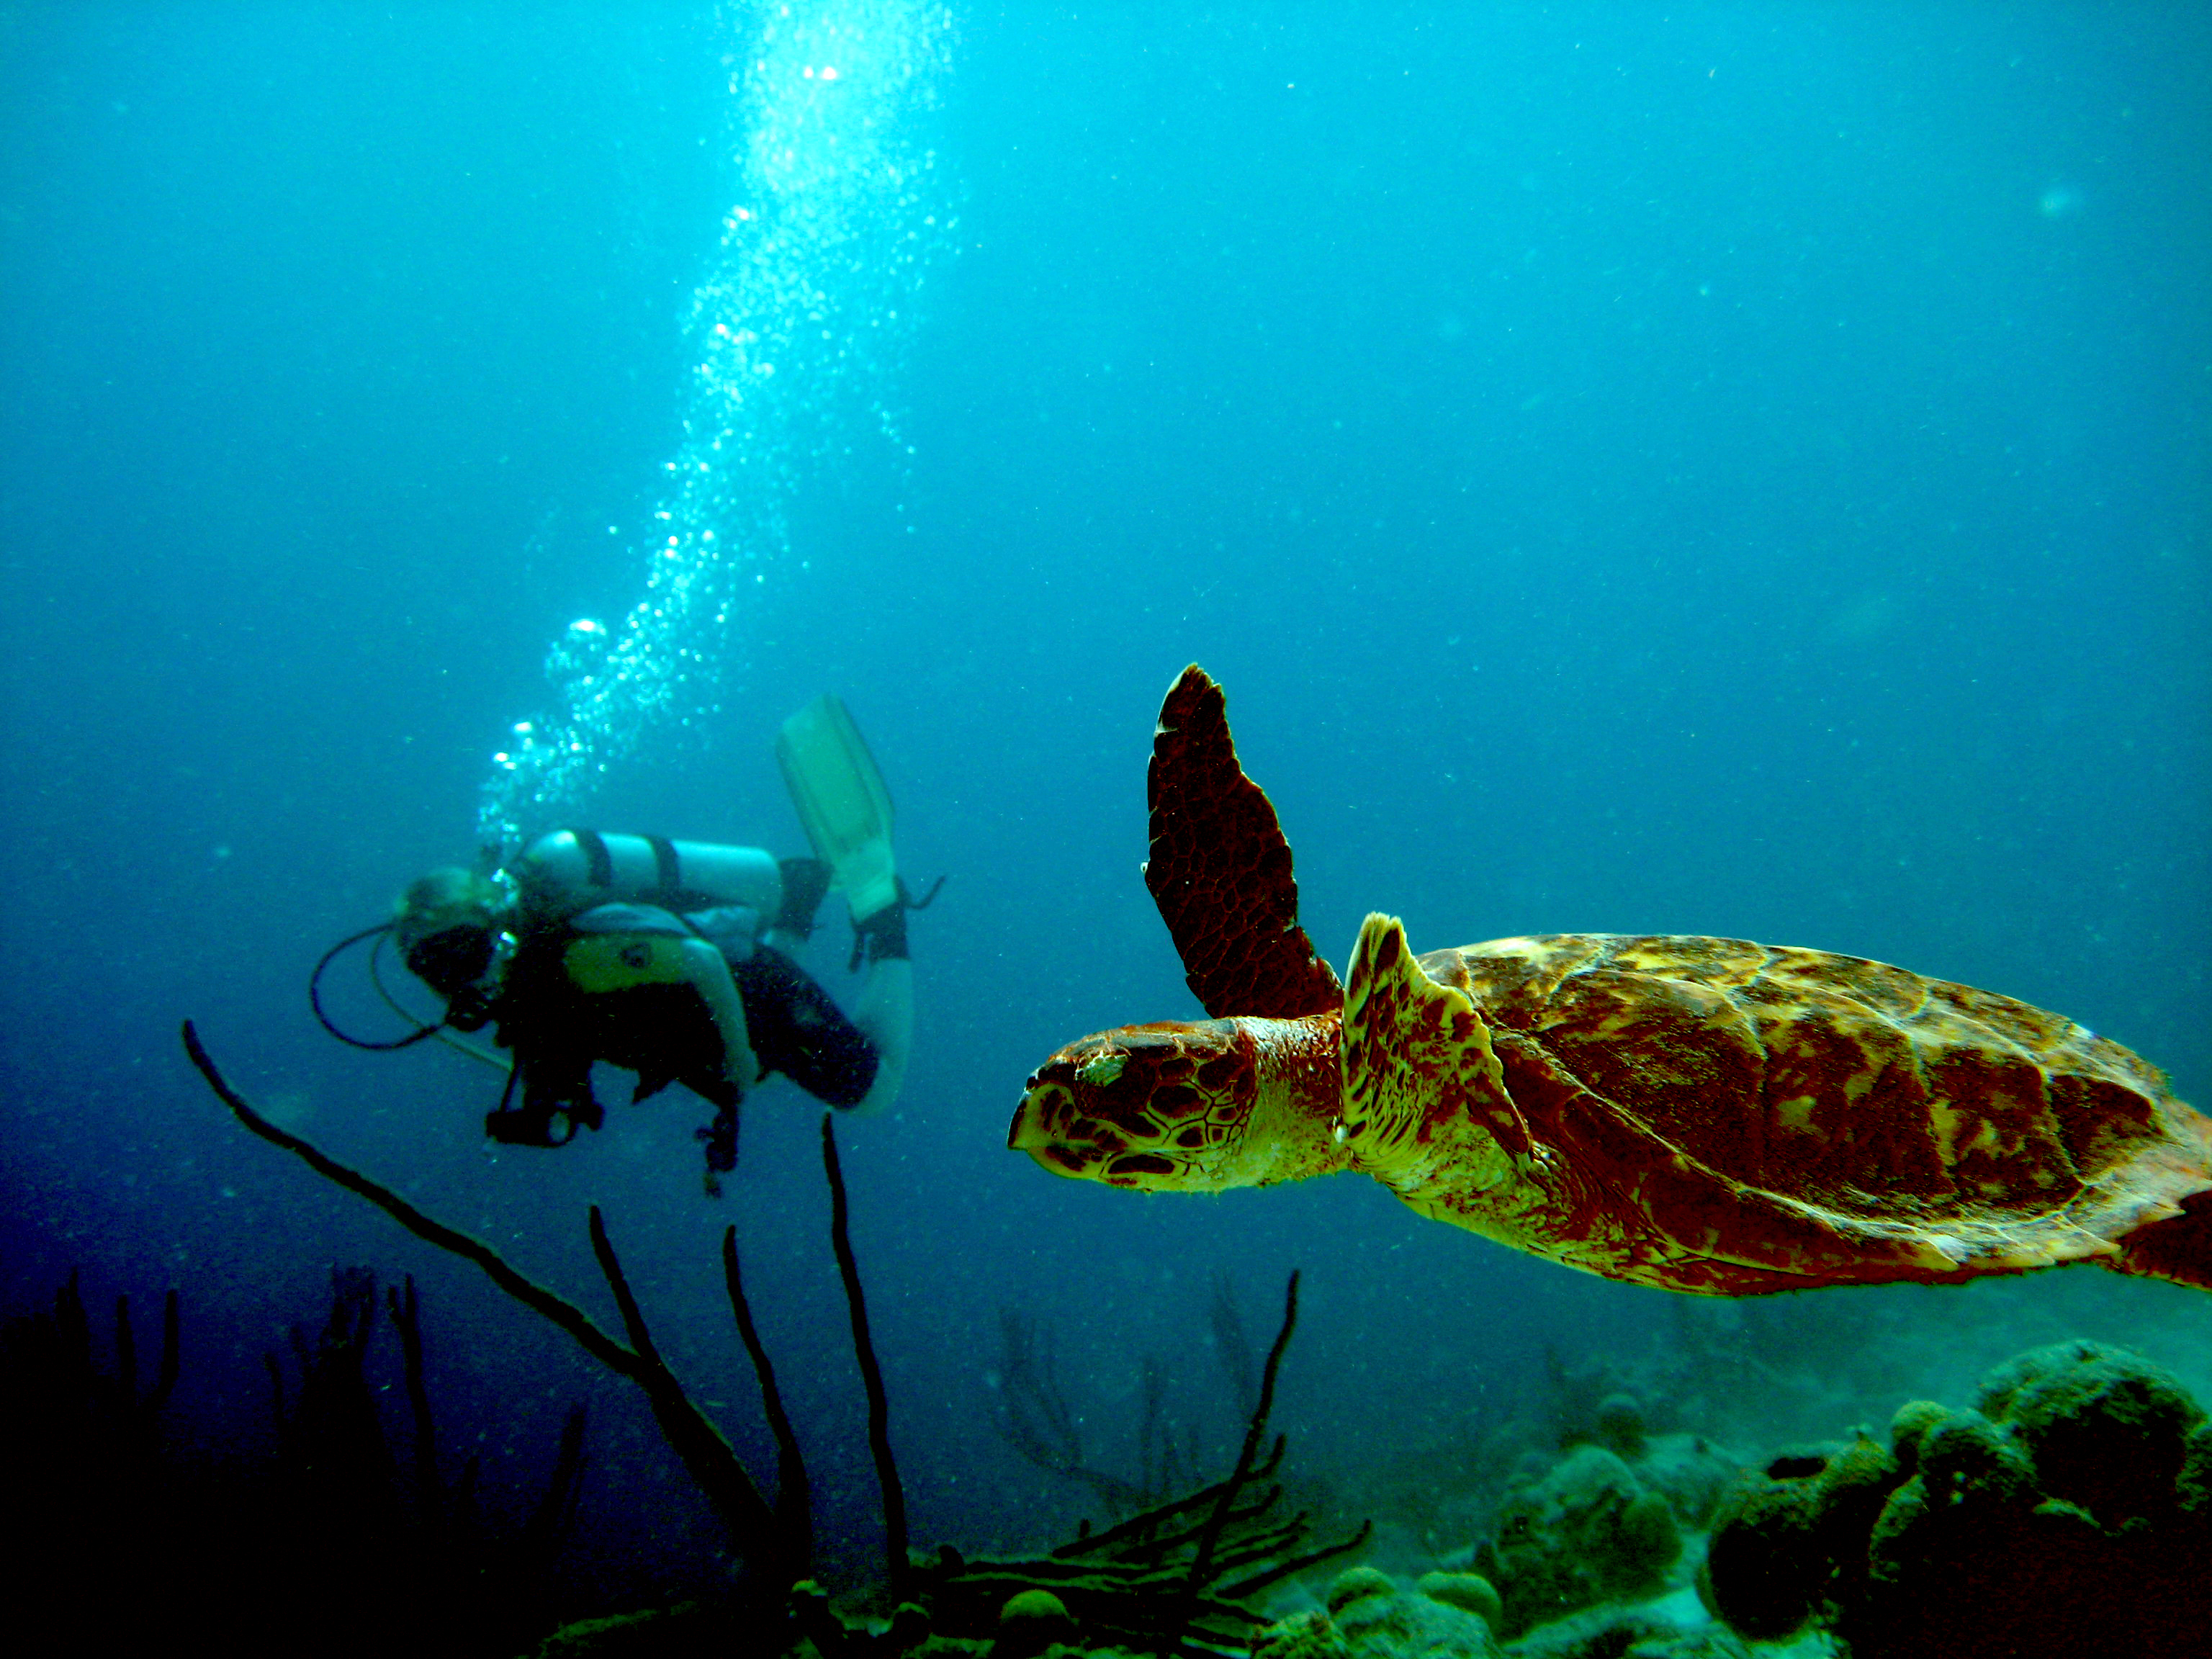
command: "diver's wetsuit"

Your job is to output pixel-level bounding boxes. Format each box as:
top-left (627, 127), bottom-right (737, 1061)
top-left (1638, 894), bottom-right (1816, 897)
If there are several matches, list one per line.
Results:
top-left (487, 902), bottom-right (877, 1173)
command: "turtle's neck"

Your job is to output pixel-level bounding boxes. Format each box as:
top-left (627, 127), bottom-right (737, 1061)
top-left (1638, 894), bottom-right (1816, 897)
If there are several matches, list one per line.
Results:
top-left (1228, 1012), bottom-right (1357, 1187)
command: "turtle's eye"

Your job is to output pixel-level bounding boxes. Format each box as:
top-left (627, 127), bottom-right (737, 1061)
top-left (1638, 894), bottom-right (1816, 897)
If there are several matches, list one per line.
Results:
top-left (1107, 1153), bottom-right (1176, 1181)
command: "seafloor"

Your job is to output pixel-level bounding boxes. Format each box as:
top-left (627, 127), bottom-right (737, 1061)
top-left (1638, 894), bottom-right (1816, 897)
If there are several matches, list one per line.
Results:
top-left (13, 1057), bottom-right (2208, 1659)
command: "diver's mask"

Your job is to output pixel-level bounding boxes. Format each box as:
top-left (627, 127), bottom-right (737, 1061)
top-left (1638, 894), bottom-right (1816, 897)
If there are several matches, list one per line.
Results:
top-left (403, 922), bottom-right (514, 1030)
top-left (392, 866), bottom-right (517, 1029)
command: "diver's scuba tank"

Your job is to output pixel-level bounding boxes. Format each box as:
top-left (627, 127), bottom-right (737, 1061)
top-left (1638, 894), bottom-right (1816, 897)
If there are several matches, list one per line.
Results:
top-left (511, 830), bottom-right (784, 919)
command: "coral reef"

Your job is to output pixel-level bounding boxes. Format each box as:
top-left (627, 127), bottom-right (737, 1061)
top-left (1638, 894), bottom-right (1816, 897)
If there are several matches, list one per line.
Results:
top-left (1254, 1566), bottom-right (1498, 1659)
top-left (1466, 1393), bottom-right (1739, 1640)
top-left (855, 1273), bottom-right (1371, 1653)
top-left (988, 1588), bottom-right (1074, 1658)
top-left (1249, 1552), bottom-right (1757, 1658)
top-left (1416, 1570), bottom-right (1504, 1627)
top-left (1498, 1603), bottom-right (1750, 1658)
top-left (1701, 1339), bottom-right (2212, 1657)
top-left (1241, 1341), bottom-right (2212, 1658)
top-left (1349, 1341), bottom-right (1746, 1567)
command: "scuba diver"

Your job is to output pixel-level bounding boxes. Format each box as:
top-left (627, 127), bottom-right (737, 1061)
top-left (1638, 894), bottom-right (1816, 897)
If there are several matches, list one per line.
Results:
top-left (319, 696), bottom-right (929, 1194)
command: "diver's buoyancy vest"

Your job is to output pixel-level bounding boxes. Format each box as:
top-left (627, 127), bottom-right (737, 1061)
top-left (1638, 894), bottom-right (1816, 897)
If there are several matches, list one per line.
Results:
top-left (558, 907), bottom-right (703, 996)
top-left (513, 830), bottom-right (781, 920)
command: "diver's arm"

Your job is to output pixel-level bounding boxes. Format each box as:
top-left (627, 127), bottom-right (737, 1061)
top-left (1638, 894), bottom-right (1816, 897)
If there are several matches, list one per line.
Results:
top-left (846, 956), bottom-right (912, 1117)
top-left (677, 937), bottom-right (761, 1099)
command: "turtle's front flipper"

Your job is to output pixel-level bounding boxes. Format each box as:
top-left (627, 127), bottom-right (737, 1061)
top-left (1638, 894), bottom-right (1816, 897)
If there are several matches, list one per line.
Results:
top-left (1144, 665), bottom-right (1342, 1020)
top-left (1341, 914), bottom-right (1519, 1178)
top-left (1339, 913), bottom-right (1585, 1256)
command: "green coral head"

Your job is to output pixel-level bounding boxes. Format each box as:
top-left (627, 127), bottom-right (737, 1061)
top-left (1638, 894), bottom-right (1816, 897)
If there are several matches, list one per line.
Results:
top-left (1416, 1570), bottom-right (1503, 1629)
top-left (997, 1588), bottom-right (1068, 1624)
top-left (1323, 1565), bottom-right (1397, 1615)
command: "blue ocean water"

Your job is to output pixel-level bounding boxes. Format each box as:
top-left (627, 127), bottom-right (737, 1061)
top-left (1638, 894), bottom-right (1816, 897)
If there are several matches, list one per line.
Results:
top-left (2, 0), bottom-right (2207, 1616)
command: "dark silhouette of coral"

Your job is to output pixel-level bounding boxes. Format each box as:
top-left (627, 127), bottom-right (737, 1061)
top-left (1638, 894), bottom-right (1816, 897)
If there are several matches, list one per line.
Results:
top-left (994, 1307), bottom-right (1211, 1515)
top-left (260, 1265), bottom-right (597, 1655)
top-left (1208, 1266), bottom-right (1261, 1422)
top-left (721, 1221), bottom-right (812, 1568)
top-left (994, 1272), bottom-right (1270, 1519)
top-left (0, 1262), bottom-right (594, 1659)
top-left (186, 1020), bottom-right (809, 1582)
top-left (885, 1274), bottom-right (1370, 1655)
top-left (1, 1274), bottom-right (183, 1650)
top-left (822, 1110), bottom-right (909, 1601)
top-left (994, 1306), bottom-right (1146, 1509)
top-left (187, 1022), bottom-right (1367, 1655)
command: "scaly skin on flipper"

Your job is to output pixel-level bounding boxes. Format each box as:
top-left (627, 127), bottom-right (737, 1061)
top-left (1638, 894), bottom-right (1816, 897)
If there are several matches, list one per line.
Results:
top-left (1338, 912), bottom-right (1548, 1225)
top-left (1011, 669), bottom-right (2212, 1295)
top-left (1144, 666), bottom-right (1341, 1020)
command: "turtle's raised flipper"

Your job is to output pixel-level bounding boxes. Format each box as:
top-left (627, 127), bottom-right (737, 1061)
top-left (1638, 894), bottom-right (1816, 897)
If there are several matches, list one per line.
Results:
top-left (1144, 665), bottom-right (1342, 1020)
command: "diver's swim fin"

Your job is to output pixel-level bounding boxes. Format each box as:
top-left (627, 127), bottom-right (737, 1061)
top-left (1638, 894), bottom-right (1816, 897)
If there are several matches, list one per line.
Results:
top-left (776, 694), bottom-right (898, 921)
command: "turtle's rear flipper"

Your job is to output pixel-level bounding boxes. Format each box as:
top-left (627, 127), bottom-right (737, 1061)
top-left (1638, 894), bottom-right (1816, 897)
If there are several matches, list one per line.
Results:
top-left (2107, 1190), bottom-right (2212, 1291)
top-left (1144, 665), bottom-right (1343, 1020)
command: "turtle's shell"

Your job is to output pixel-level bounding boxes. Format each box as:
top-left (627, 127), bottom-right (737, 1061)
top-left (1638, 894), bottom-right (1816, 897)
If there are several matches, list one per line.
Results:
top-left (1398, 931), bottom-right (2209, 1292)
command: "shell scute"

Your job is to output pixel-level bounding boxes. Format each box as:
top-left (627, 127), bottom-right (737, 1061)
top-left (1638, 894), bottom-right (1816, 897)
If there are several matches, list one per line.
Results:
top-left (1758, 948), bottom-right (1933, 1022)
top-left (1920, 1045), bottom-right (2078, 1205)
top-left (1759, 1018), bottom-right (1959, 1210)
top-left (1914, 976), bottom-right (2078, 1053)
top-left (1196, 1051), bottom-right (1247, 1091)
top-left (2044, 1070), bottom-right (2162, 1171)
top-left (1605, 933), bottom-right (1770, 983)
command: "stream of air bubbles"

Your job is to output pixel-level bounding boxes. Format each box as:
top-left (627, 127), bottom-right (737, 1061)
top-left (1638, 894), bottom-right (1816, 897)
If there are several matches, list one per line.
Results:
top-left (478, 1), bottom-right (956, 858)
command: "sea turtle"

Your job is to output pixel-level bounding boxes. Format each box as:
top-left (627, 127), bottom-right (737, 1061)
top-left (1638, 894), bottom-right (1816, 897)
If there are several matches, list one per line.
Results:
top-left (1009, 667), bottom-right (2212, 1295)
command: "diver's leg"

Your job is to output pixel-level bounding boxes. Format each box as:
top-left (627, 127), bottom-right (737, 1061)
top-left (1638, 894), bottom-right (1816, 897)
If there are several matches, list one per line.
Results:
top-left (732, 947), bottom-right (888, 1110)
top-left (846, 956), bottom-right (911, 1116)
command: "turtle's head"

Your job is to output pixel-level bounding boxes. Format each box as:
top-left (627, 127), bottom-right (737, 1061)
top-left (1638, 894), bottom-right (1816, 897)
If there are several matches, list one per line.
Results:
top-left (1010, 1014), bottom-right (1347, 1192)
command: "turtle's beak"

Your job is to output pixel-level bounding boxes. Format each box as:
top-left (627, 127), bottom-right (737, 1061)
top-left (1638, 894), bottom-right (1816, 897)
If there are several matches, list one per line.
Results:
top-left (1007, 1084), bottom-right (1092, 1179)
